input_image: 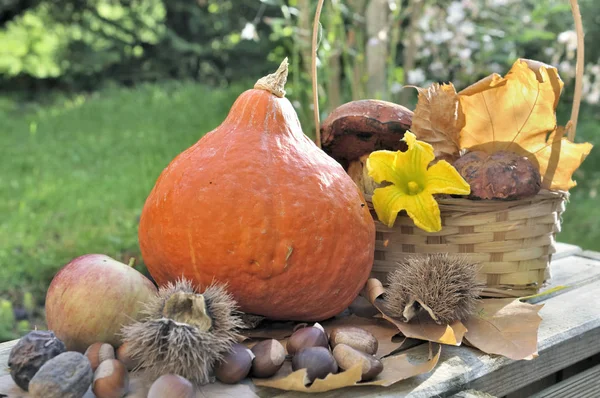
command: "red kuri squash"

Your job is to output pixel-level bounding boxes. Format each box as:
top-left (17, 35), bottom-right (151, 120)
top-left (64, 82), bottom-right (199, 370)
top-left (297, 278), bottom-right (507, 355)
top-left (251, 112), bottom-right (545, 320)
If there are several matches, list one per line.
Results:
top-left (138, 59), bottom-right (375, 321)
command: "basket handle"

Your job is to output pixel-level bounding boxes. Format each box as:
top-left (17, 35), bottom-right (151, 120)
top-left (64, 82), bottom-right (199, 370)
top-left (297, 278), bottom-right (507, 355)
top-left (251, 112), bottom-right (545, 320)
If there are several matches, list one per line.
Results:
top-left (310, 0), bottom-right (584, 142)
top-left (569, 0), bottom-right (584, 141)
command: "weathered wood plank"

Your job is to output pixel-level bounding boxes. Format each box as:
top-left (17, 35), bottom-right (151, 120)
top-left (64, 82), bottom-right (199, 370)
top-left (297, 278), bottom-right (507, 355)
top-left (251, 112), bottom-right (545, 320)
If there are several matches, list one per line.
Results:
top-left (553, 242), bottom-right (582, 259)
top-left (530, 363), bottom-right (600, 398)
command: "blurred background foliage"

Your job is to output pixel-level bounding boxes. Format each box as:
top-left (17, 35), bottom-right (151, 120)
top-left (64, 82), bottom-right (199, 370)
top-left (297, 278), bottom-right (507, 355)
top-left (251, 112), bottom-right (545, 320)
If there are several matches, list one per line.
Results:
top-left (0, 0), bottom-right (598, 341)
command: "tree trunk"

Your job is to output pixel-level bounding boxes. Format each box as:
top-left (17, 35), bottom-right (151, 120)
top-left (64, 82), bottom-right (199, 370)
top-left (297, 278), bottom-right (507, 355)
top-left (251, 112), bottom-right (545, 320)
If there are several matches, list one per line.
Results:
top-left (365, 0), bottom-right (390, 99)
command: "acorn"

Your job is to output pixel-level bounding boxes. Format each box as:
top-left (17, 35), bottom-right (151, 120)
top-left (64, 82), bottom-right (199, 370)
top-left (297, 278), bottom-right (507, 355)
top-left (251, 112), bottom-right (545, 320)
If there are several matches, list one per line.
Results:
top-left (85, 342), bottom-right (116, 371)
top-left (214, 343), bottom-right (255, 384)
top-left (92, 359), bottom-right (129, 398)
top-left (120, 279), bottom-right (243, 385)
top-left (291, 346), bottom-right (338, 383)
top-left (286, 323), bottom-right (329, 355)
top-left (250, 339), bottom-right (286, 378)
top-left (148, 374), bottom-right (195, 398)
top-left (385, 253), bottom-right (482, 324)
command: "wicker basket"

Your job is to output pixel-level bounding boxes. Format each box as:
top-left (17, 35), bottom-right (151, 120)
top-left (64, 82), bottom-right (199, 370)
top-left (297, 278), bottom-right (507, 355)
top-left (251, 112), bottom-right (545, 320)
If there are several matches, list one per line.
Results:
top-left (310, 1), bottom-right (585, 297)
top-left (362, 0), bottom-right (585, 297)
top-left (367, 190), bottom-right (569, 297)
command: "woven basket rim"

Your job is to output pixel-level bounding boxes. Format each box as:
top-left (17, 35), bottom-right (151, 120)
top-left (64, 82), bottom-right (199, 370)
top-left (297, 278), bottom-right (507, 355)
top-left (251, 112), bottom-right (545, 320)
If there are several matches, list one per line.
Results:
top-left (365, 189), bottom-right (568, 214)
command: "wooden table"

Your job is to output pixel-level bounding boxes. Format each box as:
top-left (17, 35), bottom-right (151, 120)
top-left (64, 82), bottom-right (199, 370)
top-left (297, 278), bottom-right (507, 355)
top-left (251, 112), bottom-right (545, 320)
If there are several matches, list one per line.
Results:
top-left (2, 243), bottom-right (600, 397)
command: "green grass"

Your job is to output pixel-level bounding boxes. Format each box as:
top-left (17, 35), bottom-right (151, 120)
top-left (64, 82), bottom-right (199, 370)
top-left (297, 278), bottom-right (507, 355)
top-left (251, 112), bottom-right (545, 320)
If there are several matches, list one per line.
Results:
top-left (0, 81), bottom-right (244, 302)
top-left (0, 81), bottom-right (598, 316)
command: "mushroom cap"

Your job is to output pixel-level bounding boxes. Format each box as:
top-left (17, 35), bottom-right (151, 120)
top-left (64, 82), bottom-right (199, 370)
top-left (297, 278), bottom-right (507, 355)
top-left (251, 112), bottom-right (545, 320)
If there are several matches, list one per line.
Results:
top-left (321, 99), bottom-right (413, 169)
top-left (453, 150), bottom-right (542, 201)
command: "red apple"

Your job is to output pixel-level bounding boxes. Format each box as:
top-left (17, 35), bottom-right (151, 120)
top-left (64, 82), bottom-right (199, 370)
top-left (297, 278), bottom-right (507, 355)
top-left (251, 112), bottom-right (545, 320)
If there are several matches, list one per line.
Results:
top-left (45, 254), bottom-right (157, 352)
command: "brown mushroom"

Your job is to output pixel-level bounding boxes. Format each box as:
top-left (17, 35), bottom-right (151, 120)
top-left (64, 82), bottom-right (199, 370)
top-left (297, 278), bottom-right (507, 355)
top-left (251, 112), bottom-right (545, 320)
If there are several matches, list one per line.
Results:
top-left (321, 100), bottom-right (413, 194)
top-left (321, 99), bottom-right (413, 170)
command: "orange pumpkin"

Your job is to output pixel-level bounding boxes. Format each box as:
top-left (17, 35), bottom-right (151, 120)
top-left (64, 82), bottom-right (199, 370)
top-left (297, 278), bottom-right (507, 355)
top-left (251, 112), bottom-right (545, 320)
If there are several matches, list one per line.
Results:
top-left (138, 59), bottom-right (375, 321)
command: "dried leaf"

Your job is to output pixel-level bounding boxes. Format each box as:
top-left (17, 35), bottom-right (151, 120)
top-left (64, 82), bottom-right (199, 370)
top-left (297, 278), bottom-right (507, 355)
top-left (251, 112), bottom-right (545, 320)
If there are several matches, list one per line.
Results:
top-left (253, 344), bottom-right (441, 392)
top-left (411, 83), bottom-right (464, 162)
top-left (531, 123), bottom-right (593, 190)
top-left (463, 298), bottom-right (544, 360)
top-left (458, 58), bottom-right (592, 191)
top-left (363, 279), bottom-right (467, 346)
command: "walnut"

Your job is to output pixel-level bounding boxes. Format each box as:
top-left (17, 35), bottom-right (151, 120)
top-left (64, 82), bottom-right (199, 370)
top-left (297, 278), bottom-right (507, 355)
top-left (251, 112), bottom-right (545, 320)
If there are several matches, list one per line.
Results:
top-left (8, 330), bottom-right (66, 391)
top-left (453, 150), bottom-right (541, 200)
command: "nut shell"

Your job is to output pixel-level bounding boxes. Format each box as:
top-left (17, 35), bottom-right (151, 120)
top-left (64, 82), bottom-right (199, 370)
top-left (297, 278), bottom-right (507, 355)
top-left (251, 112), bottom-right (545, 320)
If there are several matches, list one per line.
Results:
top-left (115, 342), bottom-right (138, 371)
top-left (332, 344), bottom-right (383, 381)
top-left (214, 343), bottom-right (255, 384)
top-left (92, 359), bottom-right (128, 398)
top-left (8, 330), bottom-right (66, 391)
top-left (291, 346), bottom-right (338, 383)
top-left (286, 325), bottom-right (329, 355)
top-left (28, 351), bottom-right (93, 398)
top-left (251, 339), bottom-right (286, 378)
top-left (329, 326), bottom-right (378, 355)
top-left (148, 374), bottom-right (195, 398)
top-left (85, 342), bottom-right (115, 371)
top-left (453, 150), bottom-right (541, 200)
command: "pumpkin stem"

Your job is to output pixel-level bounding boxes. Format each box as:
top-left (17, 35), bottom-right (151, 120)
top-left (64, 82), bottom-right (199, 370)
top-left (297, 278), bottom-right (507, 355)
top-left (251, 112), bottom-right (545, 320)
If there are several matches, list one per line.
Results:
top-left (254, 58), bottom-right (288, 98)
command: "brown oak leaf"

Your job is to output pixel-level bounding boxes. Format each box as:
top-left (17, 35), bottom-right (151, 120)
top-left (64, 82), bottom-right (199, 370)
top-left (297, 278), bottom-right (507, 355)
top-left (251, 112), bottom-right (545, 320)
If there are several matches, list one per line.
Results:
top-left (411, 83), bottom-right (464, 163)
top-left (463, 298), bottom-right (544, 360)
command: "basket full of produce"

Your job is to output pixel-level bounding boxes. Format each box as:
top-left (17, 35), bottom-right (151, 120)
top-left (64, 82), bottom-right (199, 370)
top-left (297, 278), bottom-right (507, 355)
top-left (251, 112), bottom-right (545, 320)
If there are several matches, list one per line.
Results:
top-left (320, 54), bottom-right (592, 299)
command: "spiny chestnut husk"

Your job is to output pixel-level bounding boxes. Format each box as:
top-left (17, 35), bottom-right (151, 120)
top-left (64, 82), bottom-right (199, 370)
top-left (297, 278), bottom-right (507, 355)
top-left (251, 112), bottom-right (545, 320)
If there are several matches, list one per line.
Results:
top-left (120, 279), bottom-right (243, 385)
top-left (385, 254), bottom-right (482, 324)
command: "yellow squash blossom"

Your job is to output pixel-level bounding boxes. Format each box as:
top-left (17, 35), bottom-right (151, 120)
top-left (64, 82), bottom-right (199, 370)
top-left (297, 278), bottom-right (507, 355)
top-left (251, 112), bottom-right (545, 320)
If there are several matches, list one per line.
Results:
top-left (367, 132), bottom-right (470, 232)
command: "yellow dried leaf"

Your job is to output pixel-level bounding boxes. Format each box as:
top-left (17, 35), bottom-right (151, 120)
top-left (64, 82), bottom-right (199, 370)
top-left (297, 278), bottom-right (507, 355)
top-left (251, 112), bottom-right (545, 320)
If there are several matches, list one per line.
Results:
top-left (363, 278), bottom-right (467, 346)
top-left (458, 58), bottom-right (592, 191)
top-left (411, 83), bottom-right (464, 162)
top-left (530, 123), bottom-right (593, 190)
top-left (253, 344), bottom-right (441, 392)
top-left (463, 298), bottom-right (544, 360)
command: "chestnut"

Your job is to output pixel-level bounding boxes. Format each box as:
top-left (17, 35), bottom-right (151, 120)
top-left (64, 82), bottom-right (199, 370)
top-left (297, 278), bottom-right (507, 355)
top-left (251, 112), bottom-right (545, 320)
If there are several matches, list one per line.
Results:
top-left (92, 359), bottom-right (129, 398)
top-left (250, 339), bottom-right (286, 378)
top-left (148, 374), bottom-right (195, 398)
top-left (115, 342), bottom-right (138, 371)
top-left (291, 346), bottom-right (338, 383)
top-left (329, 326), bottom-right (378, 355)
top-left (85, 342), bottom-right (115, 371)
top-left (286, 323), bottom-right (329, 355)
top-left (214, 343), bottom-right (255, 384)
top-left (332, 344), bottom-right (383, 381)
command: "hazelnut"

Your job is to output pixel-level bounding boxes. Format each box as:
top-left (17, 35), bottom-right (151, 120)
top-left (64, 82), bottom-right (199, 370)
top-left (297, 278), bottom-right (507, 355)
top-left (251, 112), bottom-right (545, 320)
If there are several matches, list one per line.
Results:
top-left (286, 323), bottom-right (328, 355)
top-left (29, 351), bottom-right (93, 398)
top-left (291, 346), bottom-right (338, 383)
top-left (85, 342), bottom-right (115, 371)
top-left (92, 359), bottom-right (128, 398)
top-left (115, 342), bottom-right (138, 371)
top-left (148, 374), bottom-right (195, 398)
top-left (8, 330), bottom-right (66, 391)
top-left (214, 343), bottom-right (255, 384)
top-left (329, 326), bottom-right (378, 355)
top-left (250, 339), bottom-right (286, 378)
top-left (332, 344), bottom-right (383, 381)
